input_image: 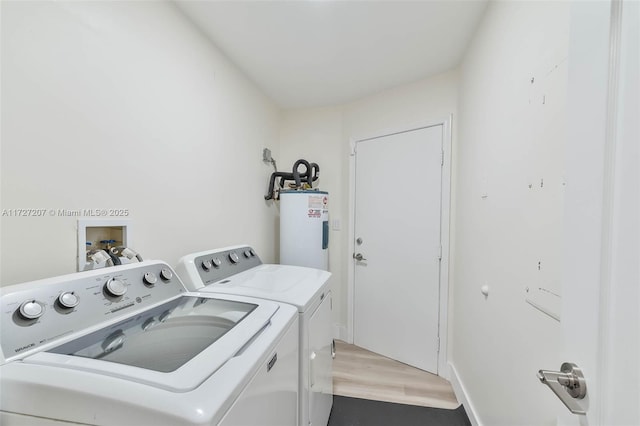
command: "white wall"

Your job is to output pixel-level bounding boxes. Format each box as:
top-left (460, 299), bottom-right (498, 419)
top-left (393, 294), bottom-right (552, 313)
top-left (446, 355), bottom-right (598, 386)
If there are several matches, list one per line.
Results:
top-left (0, 1), bottom-right (281, 285)
top-left (280, 70), bottom-right (458, 337)
top-left (453, 2), bottom-right (570, 425)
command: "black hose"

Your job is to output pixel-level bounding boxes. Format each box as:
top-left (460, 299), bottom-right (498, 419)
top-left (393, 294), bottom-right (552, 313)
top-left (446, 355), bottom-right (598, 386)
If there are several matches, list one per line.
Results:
top-left (292, 159), bottom-right (310, 189)
top-left (264, 159), bottom-right (320, 199)
top-left (309, 163), bottom-right (319, 184)
top-left (264, 172), bottom-right (279, 200)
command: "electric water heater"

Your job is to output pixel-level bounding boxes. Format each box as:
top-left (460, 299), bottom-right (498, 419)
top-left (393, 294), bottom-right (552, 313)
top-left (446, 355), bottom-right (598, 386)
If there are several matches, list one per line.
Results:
top-left (279, 190), bottom-right (329, 270)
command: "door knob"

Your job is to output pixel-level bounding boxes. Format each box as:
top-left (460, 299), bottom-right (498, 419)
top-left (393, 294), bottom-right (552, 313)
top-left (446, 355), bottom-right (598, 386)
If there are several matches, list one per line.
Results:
top-left (537, 362), bottom-right (587, 414)
top-left (353, 253), bottom-right (367, 261)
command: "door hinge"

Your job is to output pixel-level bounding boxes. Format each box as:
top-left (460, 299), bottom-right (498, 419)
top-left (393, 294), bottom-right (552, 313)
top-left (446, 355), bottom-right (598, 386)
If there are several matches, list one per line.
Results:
top-left (438, 244), bottom-right (442, 261)
top-left (437, 337), bottom-right (440, 352)
top-left (441, 150), bottom-right (444, 166)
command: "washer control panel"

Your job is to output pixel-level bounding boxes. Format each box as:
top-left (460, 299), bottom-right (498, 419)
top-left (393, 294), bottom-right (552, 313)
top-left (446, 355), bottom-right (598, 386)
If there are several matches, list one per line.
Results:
top-left (0, 261), bottom-right (185, 362)
top-left (194, 246), bottom-right (262, 285)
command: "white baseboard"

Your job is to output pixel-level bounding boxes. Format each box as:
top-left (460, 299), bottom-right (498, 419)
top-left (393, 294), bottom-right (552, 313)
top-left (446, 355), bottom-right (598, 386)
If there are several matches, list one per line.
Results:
top-left (333, 324), bottom-right (348, 342)
top-left (449, 362), bottom-right (481, 426)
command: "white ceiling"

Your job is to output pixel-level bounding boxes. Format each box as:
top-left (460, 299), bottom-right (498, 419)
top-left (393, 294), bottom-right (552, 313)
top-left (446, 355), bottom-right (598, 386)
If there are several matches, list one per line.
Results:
top-left (175, 1), bottom-right (488, 109)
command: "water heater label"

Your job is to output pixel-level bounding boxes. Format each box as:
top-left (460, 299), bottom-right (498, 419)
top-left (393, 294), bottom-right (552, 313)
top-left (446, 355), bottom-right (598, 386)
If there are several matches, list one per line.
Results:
top-left (308, 209), bottom-right (321, 218)
top-left (308, 195), bottom-right (325, 209)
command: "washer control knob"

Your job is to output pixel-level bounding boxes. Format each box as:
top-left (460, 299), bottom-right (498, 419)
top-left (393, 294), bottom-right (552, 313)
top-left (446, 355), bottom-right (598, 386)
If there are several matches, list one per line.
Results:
top-left (229, 252), bottom-right (240, 264)
top-left (202, 260), bottom-right (213, 271)
top-left (212, 258), bottom-right (222, 268)
top-left (104, 278), bottom-right (127, 297)
top-left (249, 249), bottom-right (256, 257)
top-left (19, 300), bottom-right (44, 320)
top-left (102, 331), bottom-right (125, 353)
top-left (160, 268), bottom-right (173, 281)
top-left (158, 310), bottom-right (171, 323)
top-left (244, 250), bottom-right (252, 258)
top-left (143, 272), bottom-right (158, 286)
top-left (142, 317), bottom-right (158, 331)
top-left (58, 292), bottom-right (79, 309)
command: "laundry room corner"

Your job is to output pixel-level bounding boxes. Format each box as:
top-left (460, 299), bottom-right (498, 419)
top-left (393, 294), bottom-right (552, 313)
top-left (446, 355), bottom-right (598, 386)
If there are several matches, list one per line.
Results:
top-left (279, 71), bottom-right (459, 344)
top-left (341, 69), bottom-right (460, 354)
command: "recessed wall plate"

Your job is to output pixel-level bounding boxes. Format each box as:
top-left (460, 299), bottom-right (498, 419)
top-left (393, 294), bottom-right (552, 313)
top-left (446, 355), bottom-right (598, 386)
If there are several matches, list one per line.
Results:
top-left (77, 219), bottom-right (133, 271)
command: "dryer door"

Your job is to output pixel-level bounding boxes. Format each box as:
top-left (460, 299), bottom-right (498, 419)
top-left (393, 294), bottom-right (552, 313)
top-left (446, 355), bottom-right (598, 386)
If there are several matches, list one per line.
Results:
top-left (308, 291), bottom-right (333, 426)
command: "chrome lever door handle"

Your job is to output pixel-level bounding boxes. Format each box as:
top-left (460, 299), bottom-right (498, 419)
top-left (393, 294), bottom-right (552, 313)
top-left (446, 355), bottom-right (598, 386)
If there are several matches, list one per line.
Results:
top-left (353, 253), bottom-right (367, 261)
top-left (537, 362), bottom-right (587, 415)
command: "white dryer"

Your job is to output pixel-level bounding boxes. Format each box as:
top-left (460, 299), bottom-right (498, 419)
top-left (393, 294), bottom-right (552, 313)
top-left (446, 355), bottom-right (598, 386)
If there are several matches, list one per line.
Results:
top-left (176, 246), bottom-right (333, 426)
top-left (0, 261), bottom-right (299, 426)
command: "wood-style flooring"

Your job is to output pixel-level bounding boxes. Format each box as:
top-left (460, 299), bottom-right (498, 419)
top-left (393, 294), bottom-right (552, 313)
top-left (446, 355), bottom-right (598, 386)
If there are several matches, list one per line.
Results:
top-left (332, 340), bottom-right (460, 410)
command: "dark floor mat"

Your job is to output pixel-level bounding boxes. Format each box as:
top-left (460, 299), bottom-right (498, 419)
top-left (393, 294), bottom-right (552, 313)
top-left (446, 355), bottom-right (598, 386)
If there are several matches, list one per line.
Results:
top-left (328, 395), bottom-right (472, 426)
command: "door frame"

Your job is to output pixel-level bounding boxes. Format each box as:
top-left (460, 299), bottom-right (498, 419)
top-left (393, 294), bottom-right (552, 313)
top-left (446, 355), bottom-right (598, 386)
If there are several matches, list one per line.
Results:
top-left (346, 115), bottom-right (453, 378)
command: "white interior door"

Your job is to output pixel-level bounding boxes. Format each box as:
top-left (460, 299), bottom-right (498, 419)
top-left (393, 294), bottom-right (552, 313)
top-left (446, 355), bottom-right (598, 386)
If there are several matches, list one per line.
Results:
top-left (556, 1), bottom-right (639, 424)
top-left (353, 125), bottom-right (443, 374)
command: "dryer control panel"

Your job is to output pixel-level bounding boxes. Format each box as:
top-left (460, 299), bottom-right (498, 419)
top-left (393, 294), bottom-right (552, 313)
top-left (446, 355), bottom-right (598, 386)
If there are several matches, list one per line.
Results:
top-left (191, 246), bottom-right (262, 286)
top-left (0, 261), bottom-right (186, 363)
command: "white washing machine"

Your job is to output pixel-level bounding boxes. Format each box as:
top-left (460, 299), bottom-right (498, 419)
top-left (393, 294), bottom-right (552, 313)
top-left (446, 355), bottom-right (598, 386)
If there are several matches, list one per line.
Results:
top-left (0, 260), bottom-right (299, 426)
top-left (176, 245), bottom-right (333, 426)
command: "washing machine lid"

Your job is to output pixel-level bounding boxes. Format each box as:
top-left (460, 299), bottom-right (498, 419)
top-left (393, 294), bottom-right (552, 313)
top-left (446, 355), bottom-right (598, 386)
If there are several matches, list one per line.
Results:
top-left (22, 293), bottom-right (279, 392)
top-left (201, 264), bottom-right (331, 312)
